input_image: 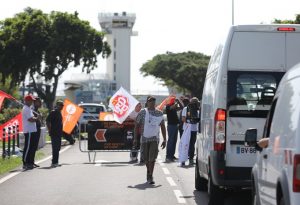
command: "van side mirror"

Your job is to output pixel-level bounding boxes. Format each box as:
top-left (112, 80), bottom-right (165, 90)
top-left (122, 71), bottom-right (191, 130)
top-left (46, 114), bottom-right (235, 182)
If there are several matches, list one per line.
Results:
top-left (244, 128), bottom-right (257, 147)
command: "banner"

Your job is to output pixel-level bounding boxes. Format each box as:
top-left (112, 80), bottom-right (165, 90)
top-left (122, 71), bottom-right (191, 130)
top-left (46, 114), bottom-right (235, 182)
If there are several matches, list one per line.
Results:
top-left (0, 90), bottom-right (15, 111)
top-left (61, 99), bottom-right (84, 134)
top-left (156, 95), bottom-right (176, 111)
top-left (178, 124), bottom-right (191, 163)
top-left (109, 87), bottom-right (139, 124)
top-left (0, 113), bottom-right (23, 140)
top-left (87, 120), bottom-right (135, 150)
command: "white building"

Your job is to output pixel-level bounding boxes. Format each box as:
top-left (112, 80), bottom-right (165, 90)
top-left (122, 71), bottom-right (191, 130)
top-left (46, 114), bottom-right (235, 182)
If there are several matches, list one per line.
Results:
top-left (98, 12), bottom-right (137, 92)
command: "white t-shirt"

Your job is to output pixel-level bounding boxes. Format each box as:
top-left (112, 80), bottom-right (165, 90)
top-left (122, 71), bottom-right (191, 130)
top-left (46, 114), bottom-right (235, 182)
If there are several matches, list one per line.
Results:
top-left (181, 106), bottom-right (198, 132)
top-left (22, 105), bottom-right (37, 133)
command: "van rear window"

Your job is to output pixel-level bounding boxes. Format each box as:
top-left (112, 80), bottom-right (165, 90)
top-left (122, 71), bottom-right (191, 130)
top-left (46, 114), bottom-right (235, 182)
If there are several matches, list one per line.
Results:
top-left (227, 71), bottom-right (284, 118)
top-left (82, 105), bottom-right (104, 114)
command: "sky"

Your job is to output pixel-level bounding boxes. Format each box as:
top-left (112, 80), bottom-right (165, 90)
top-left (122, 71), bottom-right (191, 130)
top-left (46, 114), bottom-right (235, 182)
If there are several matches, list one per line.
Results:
top-left (1, 0), bottom-right (300, 95)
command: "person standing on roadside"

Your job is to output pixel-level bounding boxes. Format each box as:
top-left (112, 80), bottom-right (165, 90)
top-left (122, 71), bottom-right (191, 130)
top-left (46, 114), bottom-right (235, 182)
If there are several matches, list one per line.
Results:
top-left (31, 97), bottom-right (42, 168)
top-left (22, 95), bottom-right (38, 170)
top-left (165, 98), bottom-right (183, 162)
top-left (134, 96), bottom-right (167, 184)
top-left (46, 100), bottom-right (64, 168)
top-left (180, 97), bottom-right (200, 166)
top-left (178, 97), bottom-right (190, 138)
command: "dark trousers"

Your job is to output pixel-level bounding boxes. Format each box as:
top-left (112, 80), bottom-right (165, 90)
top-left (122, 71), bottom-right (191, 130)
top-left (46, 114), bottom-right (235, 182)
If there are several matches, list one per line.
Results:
top-left (50, 135), bottom-right (61, 164)
top-left (23, 132), bottom-right (38, 165)
top-left (166, 124), bottom-right (178, 159)
top-left (32, 128), bottom-right (41, 162)
top-left (188, 131), bottom-right (197, 160)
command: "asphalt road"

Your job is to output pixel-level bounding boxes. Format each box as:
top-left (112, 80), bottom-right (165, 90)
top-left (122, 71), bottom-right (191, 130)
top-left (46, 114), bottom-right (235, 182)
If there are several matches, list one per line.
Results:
top-left (0, 140), bottom-right (251, 205)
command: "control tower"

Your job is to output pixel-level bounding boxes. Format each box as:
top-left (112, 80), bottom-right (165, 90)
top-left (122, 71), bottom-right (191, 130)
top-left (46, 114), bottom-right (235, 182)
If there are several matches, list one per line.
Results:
top-left (98, 12), bottom-right (136, 92)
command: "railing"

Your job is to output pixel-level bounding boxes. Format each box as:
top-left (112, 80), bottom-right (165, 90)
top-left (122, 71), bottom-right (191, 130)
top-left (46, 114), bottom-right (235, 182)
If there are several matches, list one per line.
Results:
top-left (2, 125), bottom-right (19, 159)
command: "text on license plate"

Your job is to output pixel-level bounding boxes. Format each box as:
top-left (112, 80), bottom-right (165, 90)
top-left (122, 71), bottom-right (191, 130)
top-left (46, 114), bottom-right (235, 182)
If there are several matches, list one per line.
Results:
top-left (236, 146), bottom-right (256, 154)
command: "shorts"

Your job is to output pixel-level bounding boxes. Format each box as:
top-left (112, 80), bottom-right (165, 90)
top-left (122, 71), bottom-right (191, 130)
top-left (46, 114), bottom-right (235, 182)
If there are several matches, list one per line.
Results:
top-left (142, 141), bottom-right (159, 162)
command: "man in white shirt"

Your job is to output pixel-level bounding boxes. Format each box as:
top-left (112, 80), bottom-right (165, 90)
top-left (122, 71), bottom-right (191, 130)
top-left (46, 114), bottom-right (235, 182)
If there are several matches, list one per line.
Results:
top-left (22, 95), bottom-right (38, 170)
top-left (180, 97), bottom-right (200, 166)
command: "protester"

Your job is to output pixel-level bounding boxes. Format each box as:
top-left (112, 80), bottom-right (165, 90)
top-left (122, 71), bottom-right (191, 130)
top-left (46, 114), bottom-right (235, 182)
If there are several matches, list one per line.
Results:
top-left (22, 94), bottom-right (38, 170)
top-left (31, 97), bottom-right (42, 168)
top-left (128, 102), bottom-right (143, 163)
top-left (179, 97), bottom-right (200, 166)
top-left (165, 98), bottom-right (183, 162)
top-left (178, 97), bottom-right (190, 138)
top-left (46, 100), bottom-right (64, 168)
top-left (135, 96), bottom-right (167, 184)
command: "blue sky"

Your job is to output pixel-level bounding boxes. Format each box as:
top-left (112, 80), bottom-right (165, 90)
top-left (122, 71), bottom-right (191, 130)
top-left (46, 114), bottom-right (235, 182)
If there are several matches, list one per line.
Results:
top-left (1, 0), bottom-right (299, 94)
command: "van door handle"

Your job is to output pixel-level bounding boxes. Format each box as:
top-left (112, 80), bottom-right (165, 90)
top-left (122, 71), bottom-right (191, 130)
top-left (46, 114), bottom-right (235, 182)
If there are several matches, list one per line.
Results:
top-left (263, 154), bottom-right (268, 159)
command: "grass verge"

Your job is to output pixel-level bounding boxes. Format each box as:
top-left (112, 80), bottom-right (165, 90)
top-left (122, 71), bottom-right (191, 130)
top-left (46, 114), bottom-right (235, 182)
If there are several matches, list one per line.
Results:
top-left (0, 150), bottom-right (45, 176)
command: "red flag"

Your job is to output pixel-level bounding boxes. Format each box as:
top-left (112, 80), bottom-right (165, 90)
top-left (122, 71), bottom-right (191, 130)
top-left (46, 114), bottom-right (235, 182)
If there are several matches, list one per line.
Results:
top-left (0, 113), bottom-right (23, 140)
top-left (0, 90), bottom-right (15, 111)
top-left (156, 95), bottom-right (176, 111)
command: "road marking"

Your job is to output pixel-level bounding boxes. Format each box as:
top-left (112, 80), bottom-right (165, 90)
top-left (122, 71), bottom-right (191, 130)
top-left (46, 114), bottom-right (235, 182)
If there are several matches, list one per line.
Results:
top-left (166, 177), bottom-right (177, 186)
top-left (162, 167), bottom-right (170, 175)
top-left (94, 160), bottom-right (109, 167)
top-left (0, 145), bottom-right (71, 185)
top-left (174, 190), bottom-right (186, 204)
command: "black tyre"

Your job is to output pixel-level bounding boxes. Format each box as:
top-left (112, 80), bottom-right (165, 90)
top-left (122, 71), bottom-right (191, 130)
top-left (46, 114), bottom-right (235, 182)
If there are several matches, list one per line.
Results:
top-left (252, 179), bottom-right (258, 205)
top-left (195, 160), bottom-right (208, 191)
top-left (208, 171), bottom-right (224, 205)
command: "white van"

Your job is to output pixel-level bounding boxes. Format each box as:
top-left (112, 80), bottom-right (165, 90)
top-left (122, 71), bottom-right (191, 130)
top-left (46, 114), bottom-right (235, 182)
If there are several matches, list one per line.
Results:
top-left (245, 64), bottom-right (300, 205)
top-left (78, 103), bottom-right (107, 132)
top-left (195, 25), bottom-right (300, 201)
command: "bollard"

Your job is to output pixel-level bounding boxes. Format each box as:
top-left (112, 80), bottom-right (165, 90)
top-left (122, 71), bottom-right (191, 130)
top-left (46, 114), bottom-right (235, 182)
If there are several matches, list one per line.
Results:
top-left (2, 128), bottom-right (5, 159)
top-left (17, 125), bottom-right (20, 148)
top-left (12, 126), bottom-right (16, 154)
top-left (8, 127), bottom-right (11, 158)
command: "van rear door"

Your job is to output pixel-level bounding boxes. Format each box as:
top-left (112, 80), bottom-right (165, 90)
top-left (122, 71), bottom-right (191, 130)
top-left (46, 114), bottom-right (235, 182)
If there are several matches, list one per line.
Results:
top-left (286, 32), bottom-right (300, 69)
top-left (226, 71), bottom-right (284, 167)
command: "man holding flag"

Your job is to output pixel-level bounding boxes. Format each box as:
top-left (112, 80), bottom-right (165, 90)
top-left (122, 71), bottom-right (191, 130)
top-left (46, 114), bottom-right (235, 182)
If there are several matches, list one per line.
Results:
top-left (135, 96), bottom-right (167, 184)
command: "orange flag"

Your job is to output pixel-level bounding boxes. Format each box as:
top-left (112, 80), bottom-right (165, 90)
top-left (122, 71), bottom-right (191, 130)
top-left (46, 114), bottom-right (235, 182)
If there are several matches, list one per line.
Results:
top-left (61, 99), bottom-right (83, 134)
top-left (99, 112), bottom-right (114, 121)
top-left (156, 95), bottom-right (176, 111)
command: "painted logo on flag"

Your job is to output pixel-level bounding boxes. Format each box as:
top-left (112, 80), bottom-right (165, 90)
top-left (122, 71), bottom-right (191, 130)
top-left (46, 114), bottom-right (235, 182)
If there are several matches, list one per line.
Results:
top-left (111, 95), bottom-right (129, 118)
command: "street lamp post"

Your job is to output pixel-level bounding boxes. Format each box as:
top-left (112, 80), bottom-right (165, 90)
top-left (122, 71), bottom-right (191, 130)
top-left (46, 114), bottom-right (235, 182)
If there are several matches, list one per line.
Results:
top-left (232, 0), bottom-right (235, 25)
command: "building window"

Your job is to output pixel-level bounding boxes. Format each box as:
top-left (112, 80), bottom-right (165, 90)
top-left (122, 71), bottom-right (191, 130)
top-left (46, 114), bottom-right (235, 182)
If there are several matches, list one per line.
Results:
top-left (114, 64), bottom-right (116, 73)
top-left (114, 38), bottom-right (116, 48)
top-left (114, 51), bottom-right (116, 60)
top-left (114, 76), bottom-right (116, 81)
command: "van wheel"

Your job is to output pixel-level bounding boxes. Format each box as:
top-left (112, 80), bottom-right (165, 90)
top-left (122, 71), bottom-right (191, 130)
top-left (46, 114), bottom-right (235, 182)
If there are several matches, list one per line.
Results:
top-left (208, 172), bottom-right (224, 205)
top-left (279, 196), bottom-right (285, 205)
top-left (252, 179), bottom-right (258, 205)
top-left (195, 160), bottom-right (208, 191)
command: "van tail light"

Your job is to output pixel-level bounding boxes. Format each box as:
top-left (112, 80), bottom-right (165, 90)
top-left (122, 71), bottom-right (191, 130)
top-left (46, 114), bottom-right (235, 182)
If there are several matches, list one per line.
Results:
top-left (214, 109), bottom-right (226, 152)
top-left (277, 27), bottom-right (296, 32)
top-left (293, 154), bottom-right (300, 192)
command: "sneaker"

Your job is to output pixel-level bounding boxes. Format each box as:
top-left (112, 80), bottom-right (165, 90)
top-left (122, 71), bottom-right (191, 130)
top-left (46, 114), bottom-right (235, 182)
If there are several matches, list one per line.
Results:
top-left (172, 156), bottom-right (178, 160)
top-left (33, 163), bottom-right (40, 168)
top-left (129, 159), bottom-right (138, 163)
top-left (51, 163), bottom-right (60, 168)
top-left (165, 158), bottom-right (174, 163)
top-left (180, 162), bottom-right (185, 167)
top-left (148, 176), bottom-right (155, 185)
top-left (23, 164), bottom-right (34, 170)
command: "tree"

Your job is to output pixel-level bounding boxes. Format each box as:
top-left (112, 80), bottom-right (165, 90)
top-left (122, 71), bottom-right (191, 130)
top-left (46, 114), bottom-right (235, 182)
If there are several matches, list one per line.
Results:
top-left (0, 8), bottom-right (110, 109)
top-left (273, 14), bottom-right (300, 24)
top-left (140, 51), bottom-right (210, 98)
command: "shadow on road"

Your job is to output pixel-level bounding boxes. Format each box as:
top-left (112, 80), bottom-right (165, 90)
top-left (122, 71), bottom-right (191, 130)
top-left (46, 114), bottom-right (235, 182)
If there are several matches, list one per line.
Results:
top-left (127, 182), bottom-right (162, 190)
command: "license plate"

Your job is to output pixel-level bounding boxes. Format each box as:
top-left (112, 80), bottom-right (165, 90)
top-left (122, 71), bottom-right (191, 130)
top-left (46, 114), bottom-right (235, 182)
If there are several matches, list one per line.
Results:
top-left (236, 146), bottom-right (256, 154)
